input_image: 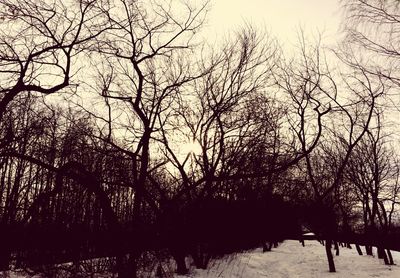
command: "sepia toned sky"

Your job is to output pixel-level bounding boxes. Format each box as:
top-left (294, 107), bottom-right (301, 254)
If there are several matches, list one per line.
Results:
top-left (203, 0), bottom-right (343, 47)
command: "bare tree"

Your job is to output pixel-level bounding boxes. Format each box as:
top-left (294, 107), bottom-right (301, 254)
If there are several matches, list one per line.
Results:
top-left (345, 111), bottom-right (399, 264)
top-left (273, 33), bottom-right (382, 272)
top-left (0, 0), bottom-right (112, 122)
top-left (155, 28), bottom-right (335, 271)
top-left (80, 1), bottom-right (209, 276)
top-left (342, 0), bottom-right (400, 85)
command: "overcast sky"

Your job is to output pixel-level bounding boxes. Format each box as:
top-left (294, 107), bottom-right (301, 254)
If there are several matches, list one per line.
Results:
top-left (202, 0), bottom-right (343, 48)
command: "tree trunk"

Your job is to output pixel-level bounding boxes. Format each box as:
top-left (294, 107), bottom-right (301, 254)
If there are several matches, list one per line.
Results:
top-left (355, 244), bottom-right (363, 255)
top-left (0, 236), bottom-right (11, 271)
top-left (116, 254), bottom-right (137, 278)
top-left (365, 245), bottom-right (373, 255)
top-left (263, 241), bottom-right (272, 252)
top-left (0, 248), bottom-right (10, 271)
top-left (192, 244), bottom-right (210, 269)
top-left (155, 264), bottom-right (165, 278)
top-left (386, 249), bottom-right (394, 265)
top-left (377, 247), bottom-right (389, 265)
top-left (377, 246), bottom-right (384, 259)
top-left (334, 241), bottom-right (339, 256)
top-left (325, 239), bottom-right (336, 272)
top-left (173, 252), bottom-right (188, 275)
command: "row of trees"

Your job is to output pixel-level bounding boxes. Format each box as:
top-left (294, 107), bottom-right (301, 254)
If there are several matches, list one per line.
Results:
top-left (0, 0), bottom-right (399, 276)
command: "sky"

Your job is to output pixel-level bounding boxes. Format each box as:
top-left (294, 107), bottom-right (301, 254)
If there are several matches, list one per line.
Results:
top-left (199, 0), bottom-right (400, 144)
top-left (176, 0), bottom-right (345, 155)
top-left (202, 0), bottom-right (343, 48)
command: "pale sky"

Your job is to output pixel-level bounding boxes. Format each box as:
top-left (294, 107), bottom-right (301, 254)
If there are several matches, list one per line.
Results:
top-left (203, 0), bottom-right (343, 48)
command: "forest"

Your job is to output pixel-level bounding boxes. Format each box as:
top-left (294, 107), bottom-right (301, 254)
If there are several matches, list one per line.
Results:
top-left (0, 0), bottom-right (400, 277)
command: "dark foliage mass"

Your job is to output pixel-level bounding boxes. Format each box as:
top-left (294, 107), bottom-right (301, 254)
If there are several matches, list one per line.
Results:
top-left (0, 0), bottom-right (400, 277)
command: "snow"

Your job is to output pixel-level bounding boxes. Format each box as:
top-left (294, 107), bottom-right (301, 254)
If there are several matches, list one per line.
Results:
top-left (303, 232), bottom-right (316, 236)
top-left (4, 240), bottom-right (400, 277)
top-left (178, 240), bottom-right (400, 278)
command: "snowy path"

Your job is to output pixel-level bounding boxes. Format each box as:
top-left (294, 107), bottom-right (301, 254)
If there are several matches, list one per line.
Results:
top-left (180, 240), bottom-right (400, 278)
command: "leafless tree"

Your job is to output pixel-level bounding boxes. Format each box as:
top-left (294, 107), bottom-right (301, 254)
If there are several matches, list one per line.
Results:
top-left (0, 0), bottom-right (113, 122)
top-left (340, 0), bottom-right (400, 129)
top-left (345, 111), bottom-right (400, 264)
top-left (273, 33), bottom-right (383, 272)
top-left (155, 28), bottom-right (336, 271)
top-left (79, 1), bottom-right (209, 276)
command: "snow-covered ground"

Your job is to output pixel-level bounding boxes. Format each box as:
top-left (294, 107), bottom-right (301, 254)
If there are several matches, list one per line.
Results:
top-left (3, 240), bottom-right (399, 277)
top-left (179, 240), bottom-right (400, 278)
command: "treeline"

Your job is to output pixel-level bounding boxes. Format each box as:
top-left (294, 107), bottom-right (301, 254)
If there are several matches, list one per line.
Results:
top-left (0, 0), bottom-right (400, 277)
